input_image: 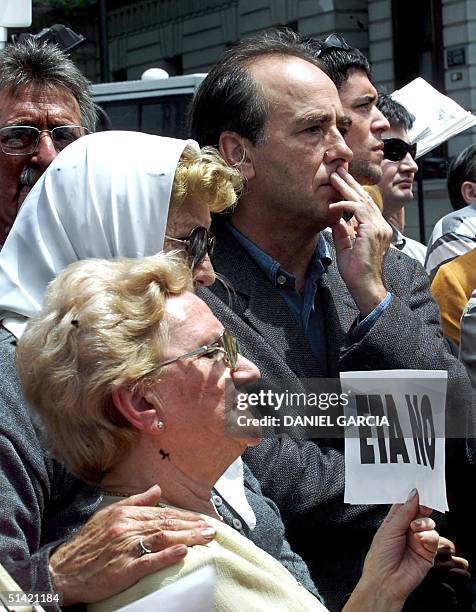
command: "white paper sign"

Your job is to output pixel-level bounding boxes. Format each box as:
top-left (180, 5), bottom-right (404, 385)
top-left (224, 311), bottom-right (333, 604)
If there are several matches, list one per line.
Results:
top-left (392, 77), bottom-right (476, 158)
top-left (117, 565), bottom-right (215, 612)
top-left (340, 370), bottom-right (448, 512)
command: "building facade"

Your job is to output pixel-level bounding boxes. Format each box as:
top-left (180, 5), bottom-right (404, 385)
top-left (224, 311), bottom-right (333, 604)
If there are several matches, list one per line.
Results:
top-left (73, 0), bottom-right (476, 241)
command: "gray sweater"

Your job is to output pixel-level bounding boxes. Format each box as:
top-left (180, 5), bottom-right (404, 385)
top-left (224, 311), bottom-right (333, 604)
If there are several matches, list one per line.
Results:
top-left (214, 463), bottom-right (321, 601)
top-left (0, 326), bottom-right (101, 608)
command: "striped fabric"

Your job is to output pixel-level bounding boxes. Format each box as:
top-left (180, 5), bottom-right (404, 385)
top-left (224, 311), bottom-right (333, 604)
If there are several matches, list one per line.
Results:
top-left (390, 224), bottom-right (427, 266)
top-left (425, 203), bottom-right (476, 279)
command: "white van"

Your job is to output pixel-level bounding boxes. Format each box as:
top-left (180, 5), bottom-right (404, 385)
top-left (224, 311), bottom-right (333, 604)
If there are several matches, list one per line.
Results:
top-left (90, 73), bottom-right (206, 138)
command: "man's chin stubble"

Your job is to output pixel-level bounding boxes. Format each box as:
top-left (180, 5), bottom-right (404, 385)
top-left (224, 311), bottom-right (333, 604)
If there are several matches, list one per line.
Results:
top-left (349, 159), bottom-right (382, 186)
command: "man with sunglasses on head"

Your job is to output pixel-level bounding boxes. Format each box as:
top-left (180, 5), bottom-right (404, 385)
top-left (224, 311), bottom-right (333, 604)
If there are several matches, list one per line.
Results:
top-left (311, 34), bottom-right (390, 187)
top-left (0, 38), bottom-right (96, 247)
top-left (376, 94), bottom-right (426, 266)
top-left (191, 27), bottom-right (475, 611)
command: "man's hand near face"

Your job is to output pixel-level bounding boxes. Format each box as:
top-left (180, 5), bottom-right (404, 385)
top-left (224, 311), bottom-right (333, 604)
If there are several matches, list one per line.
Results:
top-left (328, 166), bottom-right (392, 317)
top-left (49, 485), bottom-right (216, 606)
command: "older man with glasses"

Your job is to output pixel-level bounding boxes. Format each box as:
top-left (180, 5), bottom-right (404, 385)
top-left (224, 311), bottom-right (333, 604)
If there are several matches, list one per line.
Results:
top-left (0, 38), bottom-right (94, 247)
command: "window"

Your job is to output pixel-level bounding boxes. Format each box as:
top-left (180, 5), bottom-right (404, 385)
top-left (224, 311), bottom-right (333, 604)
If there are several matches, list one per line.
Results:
top-left (392, 0), bottom-right (444, 91)
top-left (99, 94), bottom-right (193, 139)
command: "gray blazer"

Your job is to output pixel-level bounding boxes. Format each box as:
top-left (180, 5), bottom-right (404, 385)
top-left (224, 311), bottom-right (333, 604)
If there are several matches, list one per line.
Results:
top-left (0, 326), bottom-right (101, 610)
top-left (199, 216), bottom-right (475, 610)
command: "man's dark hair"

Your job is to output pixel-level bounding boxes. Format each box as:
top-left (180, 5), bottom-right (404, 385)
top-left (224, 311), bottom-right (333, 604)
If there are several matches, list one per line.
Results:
top-left (377, 94), bottom-right (414, 131)
top-left (0, 38), bottom-right (96, 132)
top-left (306, 39), bottom-right (371, 90)
top-left (447, 144), bottom-right (476, 211)
top-left (190, 27), bottom-right (324, 147)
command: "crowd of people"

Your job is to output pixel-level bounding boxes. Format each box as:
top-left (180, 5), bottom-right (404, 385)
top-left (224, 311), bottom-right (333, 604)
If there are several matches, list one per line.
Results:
top-left (0, 27), bottom-right (475, 612)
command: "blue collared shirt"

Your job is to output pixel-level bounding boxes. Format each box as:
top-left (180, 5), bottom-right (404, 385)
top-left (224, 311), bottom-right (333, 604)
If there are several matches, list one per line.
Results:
top-left (226, 222), bottom-right (392, 365)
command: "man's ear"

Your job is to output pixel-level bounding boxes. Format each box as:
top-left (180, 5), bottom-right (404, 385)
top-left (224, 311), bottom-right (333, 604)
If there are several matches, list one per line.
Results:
top-left (219, 131), bottom-right (256, 181)
top-left (461, 180), bottom-right (476, 205)
top-left (111, 387), bottom-right (163, 435)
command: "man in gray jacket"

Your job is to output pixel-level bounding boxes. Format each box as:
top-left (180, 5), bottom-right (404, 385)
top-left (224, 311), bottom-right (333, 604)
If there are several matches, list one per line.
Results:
top-left (191, 29), bottom-right (474, 610)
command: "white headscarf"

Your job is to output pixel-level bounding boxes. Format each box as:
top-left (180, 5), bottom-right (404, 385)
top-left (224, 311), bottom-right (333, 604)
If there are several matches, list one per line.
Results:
top-left (0, 131), bottom-right (256, 527)
top-left (0, 131), bottom-right (199, 337)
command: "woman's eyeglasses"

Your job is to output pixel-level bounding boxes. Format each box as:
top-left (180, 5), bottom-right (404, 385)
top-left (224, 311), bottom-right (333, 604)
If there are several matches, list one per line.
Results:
top-left (382, 138), bottom-right (417, 162)
top-left (157, 330), bottom-right (239, 371)
top-left (165, 226), bottom-right (216, 267)
top-left (0, 125), bottom-right (89, 155)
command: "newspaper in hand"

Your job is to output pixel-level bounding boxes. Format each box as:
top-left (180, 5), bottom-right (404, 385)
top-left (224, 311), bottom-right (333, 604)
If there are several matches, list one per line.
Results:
top-left (391, 77), bottom-right (476, 158)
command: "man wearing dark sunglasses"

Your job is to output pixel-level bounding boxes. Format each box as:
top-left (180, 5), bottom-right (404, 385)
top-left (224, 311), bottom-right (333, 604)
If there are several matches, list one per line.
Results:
top-left (376, 94), bottom-right (426, 266)
top-left (0, 39), bottom-right (96, 248)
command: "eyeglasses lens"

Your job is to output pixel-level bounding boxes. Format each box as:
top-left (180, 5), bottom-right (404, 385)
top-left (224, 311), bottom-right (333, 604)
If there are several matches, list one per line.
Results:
top-left (52, 126), bottom-right (82, 150)
top-left (0, 127), bottom-right (38, 154)
top-left (186, 227), bottom-right (215, 267)
top-left (221, 330), bottom-right (239, 370)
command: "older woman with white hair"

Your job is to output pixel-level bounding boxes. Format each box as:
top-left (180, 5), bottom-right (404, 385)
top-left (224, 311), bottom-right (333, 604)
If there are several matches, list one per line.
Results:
top-left (17, 251), bottom-right (440, 612)
top-left (0, 131), bottom-right (243, 606)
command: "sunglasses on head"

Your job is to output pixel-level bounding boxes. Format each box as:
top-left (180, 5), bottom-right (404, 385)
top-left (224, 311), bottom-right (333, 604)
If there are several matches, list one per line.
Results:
top-left (312, 33), bottom-right (351, 57)
top-left (165, 226), bottom-right (216, 268)
top-left (383, 138), bottom-right (417, 162)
